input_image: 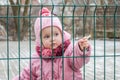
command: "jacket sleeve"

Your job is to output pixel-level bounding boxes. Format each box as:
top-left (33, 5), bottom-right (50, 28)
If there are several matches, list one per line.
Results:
top-left (67, 42), bottom-right (92, 70)
top-left (12, 54), bottom-right (41, 80)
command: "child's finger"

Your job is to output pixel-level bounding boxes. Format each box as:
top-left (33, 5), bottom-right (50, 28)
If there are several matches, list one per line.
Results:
top-left (79, 39), bottom-right (84, 43)
top-left (82, 41), bottom-right (89, 47)
top-left (79, 40), bottom-right (87, 44)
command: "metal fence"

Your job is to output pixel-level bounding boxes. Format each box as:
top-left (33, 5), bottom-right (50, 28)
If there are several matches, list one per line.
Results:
top-left (0, 0), bottom-right (120, 80)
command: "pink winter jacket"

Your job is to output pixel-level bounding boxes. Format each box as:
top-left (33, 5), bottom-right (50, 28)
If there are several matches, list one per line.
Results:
top-left (13, 42), bottom-right (91, 80)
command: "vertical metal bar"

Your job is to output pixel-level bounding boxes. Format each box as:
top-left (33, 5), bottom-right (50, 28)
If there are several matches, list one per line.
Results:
top-left (61, 0), bottom-right (65, 79)
top-left (93, 1), bottom-right (97, 80)
top-left (113, 1), bottom-right (118, 79)
top-left (17, 1), bottom-right (21, 80)
top-left (83, 0), bottom-right (87, 79)
top-left (29, 0), bottom-right (32, 80)
top-left (72, 0), bottom-right (76, 79)
top-left (40, 2), bottom-right (43, 80)
top-left (103, 4), bottom-right (107, 80)
top-left (6, 0), bottom-right (9, 79)
top-left (51, 1), bottom-right (54, 79)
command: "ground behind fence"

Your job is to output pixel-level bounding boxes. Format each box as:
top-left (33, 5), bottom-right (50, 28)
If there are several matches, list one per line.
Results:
top-left (0, 40), bottom-right (120, 80)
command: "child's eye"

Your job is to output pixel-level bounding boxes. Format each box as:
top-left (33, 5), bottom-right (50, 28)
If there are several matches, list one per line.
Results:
top-left (54, 33), bottom-right (59, 36)
top-left (44, 35), bottom-right (50, 39)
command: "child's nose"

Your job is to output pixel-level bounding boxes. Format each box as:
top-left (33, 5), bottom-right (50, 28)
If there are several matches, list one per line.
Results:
top-left (51, 36), bottom-right (55, 41)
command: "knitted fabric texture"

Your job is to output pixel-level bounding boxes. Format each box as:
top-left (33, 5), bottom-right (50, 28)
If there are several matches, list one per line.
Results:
top-left (34, 7), bottom-right (71, 47)
top-left (36, 40), bottom-right (71, 59)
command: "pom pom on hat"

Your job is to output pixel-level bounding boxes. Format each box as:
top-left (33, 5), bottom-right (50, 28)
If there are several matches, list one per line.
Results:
top-left (39, 7), bottom-right (50, 16)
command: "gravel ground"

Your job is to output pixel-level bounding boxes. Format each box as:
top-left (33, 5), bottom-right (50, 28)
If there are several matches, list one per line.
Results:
top-left (0, 40), bottom-right (120, 80)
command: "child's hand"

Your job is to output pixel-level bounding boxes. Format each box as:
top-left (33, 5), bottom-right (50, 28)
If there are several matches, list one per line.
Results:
top-left (78, 35), bottom-right (91, 51)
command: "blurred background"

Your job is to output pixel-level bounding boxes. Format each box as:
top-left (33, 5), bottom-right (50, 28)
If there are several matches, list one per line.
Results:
top-left (0, 0), bottom-right (120, 41)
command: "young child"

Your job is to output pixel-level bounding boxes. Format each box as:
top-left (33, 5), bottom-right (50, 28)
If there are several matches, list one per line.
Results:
top-left (13, 7), bottom-right (91, 80)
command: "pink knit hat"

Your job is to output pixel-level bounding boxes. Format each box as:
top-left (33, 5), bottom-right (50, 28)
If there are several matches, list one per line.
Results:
top-left (34, 7), bottom-right (71, 47)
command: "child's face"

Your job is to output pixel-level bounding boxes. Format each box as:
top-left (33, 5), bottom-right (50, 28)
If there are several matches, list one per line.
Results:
top-left (41, 26), bottom-right (62, 49)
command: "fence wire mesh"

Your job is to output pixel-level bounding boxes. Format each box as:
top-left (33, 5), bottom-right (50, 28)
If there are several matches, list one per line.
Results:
top-left (0, 0), bottom-right (120, 80)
